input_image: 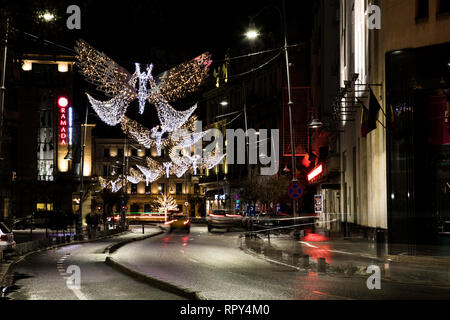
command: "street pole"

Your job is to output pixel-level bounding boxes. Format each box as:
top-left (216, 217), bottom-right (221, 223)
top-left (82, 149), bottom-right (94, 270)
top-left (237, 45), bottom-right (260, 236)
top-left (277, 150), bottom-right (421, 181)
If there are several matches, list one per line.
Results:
top-left (78, 103), bottom-right (88, 238)
top-left (249, 2), bottom-right (298, 219)
top-left (121, 137), bottom-right (127, 228)
top-left (0, 18), bottom-right (9, 160)
top-left (243, 81), bottom-right (250, 178)
top-left (281, 0), bottom-right (298, 218)
top-left (216, 171), bottom-right (219, 210)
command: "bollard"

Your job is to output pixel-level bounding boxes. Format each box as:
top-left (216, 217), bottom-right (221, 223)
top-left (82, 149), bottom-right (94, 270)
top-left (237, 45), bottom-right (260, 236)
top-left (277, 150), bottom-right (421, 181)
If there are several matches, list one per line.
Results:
top-left (0, 249), bottom-right (3, 262)
top-left (302, 255), bottom-right (310, 268)
top-left (142, 224), bottom-right (145, 234)
top-left (292, 253), bottom-right (301, 266)
top-left (318, 257), bottom-right (327, 273)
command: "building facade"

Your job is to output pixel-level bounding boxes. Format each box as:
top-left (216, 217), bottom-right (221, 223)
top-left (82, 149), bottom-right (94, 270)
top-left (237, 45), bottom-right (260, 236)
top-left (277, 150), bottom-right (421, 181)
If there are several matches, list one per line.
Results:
top-left (91, 137), bottom-right (206, 218)
top-left (334, 0), bottom-right (450, 254)
top-left (1, 53), bottom-right (83, 222)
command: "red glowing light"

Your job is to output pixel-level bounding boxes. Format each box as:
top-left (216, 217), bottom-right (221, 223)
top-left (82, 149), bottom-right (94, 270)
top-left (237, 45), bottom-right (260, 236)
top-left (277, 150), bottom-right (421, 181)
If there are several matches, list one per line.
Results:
top-left (58, 97), bottom-right (69, 108)
top-left (307, 164), bottom-right (323, 181)
top-left (58, 96), bottom-right (69, 145)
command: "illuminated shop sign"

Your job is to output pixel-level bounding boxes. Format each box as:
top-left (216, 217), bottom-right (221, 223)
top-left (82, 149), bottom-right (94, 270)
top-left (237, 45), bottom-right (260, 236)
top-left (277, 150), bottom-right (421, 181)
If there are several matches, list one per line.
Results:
top-left (307, 164), bottom-right (323, 182)
top-left (68, 106), bottom-right (73, 146)
top-left (58, 96), bottom-right (69, 145)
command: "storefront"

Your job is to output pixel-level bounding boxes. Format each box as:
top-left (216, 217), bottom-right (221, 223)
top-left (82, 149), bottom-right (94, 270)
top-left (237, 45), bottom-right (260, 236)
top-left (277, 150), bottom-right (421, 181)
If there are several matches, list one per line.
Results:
top-left (386, 42), bottom-right (450, 255)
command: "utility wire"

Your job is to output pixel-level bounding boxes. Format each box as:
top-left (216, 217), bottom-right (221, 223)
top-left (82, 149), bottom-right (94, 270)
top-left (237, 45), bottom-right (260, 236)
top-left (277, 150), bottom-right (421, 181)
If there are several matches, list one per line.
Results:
top-left (217, 51), bottom-right (283, 81)
top-left (212, 42), bottom-right (306, 64)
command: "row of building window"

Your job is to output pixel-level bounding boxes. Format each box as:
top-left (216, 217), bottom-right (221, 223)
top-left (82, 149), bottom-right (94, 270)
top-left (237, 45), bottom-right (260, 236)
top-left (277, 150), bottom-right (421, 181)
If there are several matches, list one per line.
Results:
top-left (128, 183), bottom-right (201, 195)
top-left (103, 148), bottom-right (164, 158)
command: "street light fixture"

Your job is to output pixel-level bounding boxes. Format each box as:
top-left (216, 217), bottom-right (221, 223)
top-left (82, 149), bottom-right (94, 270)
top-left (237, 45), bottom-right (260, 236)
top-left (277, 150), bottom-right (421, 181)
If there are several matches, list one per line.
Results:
top-left (245, 20), bottom-right (259, 40)
top-left (64, 150), bottom-right (73, 160)
top-left (308, 119), bottom-right (324, 129)
top-left (38, 11), bottom-right (56, 22)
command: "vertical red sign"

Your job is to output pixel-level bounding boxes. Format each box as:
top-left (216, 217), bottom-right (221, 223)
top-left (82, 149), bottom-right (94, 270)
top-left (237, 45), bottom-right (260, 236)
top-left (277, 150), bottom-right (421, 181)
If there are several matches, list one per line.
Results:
top-left (58, 96), bottom-right (69, 145)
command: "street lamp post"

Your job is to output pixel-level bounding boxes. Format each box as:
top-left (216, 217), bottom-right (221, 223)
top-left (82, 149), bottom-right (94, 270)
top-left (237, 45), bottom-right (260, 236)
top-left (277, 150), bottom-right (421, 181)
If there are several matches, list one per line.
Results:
top-left (78, 103), bottom-right (89, 238)
top-left (0, 18), bottom-right (9, 161)
top-left (121, 137), bottom-right (128, 228)
top-left (246, 1), bottom-right (298, 218)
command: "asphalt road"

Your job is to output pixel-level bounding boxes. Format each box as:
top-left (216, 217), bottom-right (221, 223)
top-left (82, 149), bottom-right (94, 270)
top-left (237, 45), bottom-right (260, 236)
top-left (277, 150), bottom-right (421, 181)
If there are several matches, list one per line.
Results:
top-left (112, 225), bottom-right (450, 300)
top-left (3, 227), bottom-right (185, 300)
top-left (4, 225), bottom-right (450, 300)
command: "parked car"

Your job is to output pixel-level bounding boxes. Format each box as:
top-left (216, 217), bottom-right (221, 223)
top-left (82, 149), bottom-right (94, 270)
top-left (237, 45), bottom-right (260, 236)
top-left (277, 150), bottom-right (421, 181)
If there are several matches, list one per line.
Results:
top-left (12, 216), bottom-right (31, 230)
top-left (206, 209), bottom-right (241, 232)
top-left (254, 213), bottom-right (279, 229)
top-left (165, 214), bottom-right (190, 233)
top-left (0, 222), bottom-right (16, 251)
top-left (253, 212), bottom-right (297, 230)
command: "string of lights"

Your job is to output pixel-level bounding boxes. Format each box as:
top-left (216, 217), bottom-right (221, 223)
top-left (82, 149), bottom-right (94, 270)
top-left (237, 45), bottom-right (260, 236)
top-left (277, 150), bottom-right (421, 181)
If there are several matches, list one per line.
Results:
top-left (126, 168), bottom-right (143, 184)
top-left (86, 92), bottom-right (133, 126)
top-left (154, 194), bottom-right (178, 212)
top-left (136, 164), bottom-right (163, 186)
top-left (76, 40), bottom-right (226, 189)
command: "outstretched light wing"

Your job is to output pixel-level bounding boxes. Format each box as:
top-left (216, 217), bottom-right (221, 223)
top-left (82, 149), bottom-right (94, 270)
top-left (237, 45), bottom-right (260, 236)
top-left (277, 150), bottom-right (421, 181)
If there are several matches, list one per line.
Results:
top-left (154, 100), bottom-right (198, 133)
top-left (120, 116), bottom-right (155, 149)
top-left (127, 168), bottom-right (143, 184)
top-left (152, 52), bottom-right (212, 102)
top-left (75, 39), bottom-right (137, 98)
top-left (87, 93), bottom-right (132, 126)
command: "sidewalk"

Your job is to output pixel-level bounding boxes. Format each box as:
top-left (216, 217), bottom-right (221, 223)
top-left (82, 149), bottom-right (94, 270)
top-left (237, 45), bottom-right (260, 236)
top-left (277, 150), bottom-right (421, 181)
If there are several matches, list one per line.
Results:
top-left (0, 225), bottom-right (130, 290)
top-left (242, 230), bottom-right (450, 287)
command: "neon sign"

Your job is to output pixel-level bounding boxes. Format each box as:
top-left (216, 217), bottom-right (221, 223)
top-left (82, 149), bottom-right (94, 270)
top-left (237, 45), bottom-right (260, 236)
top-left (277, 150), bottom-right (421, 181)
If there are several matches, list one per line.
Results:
top-left (68, 106), bottom-right (73, 146)
top-left (58, 96), bottom-right (69, 145)
top-left (307, 164), bottom-right (323, 182)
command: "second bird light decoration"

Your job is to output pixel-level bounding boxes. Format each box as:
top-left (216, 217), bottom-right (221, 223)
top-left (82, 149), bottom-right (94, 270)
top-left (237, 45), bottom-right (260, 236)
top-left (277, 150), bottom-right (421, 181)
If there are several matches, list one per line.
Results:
top-left (75, 39), bottom-right (225, 191)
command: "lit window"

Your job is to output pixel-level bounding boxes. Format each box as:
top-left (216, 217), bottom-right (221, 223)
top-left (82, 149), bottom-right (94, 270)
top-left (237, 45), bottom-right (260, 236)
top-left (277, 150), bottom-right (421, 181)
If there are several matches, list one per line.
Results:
top-left (36, 203), bottom-right (53, 211)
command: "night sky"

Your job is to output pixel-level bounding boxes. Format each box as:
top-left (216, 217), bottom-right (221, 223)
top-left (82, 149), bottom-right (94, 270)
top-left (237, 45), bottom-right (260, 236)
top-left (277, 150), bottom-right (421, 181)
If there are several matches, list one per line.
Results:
top-left (5, 0), bottom-right (312, 67)
top-left (3, 0), bottom-right (313, 136)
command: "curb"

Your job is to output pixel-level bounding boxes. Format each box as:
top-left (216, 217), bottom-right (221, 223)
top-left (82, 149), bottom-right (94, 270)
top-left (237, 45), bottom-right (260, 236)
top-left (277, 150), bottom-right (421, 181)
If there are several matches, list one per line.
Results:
top-left (105, 256), bottom-right (201, 300)
top-left (104, 226), bottom-right (203, 300)
top-left (0, 230), bottom-right (129, 287)
top-left (105, 230), bottom-right (164, 254)
top-left (237, 235), bottom-right (307, 272)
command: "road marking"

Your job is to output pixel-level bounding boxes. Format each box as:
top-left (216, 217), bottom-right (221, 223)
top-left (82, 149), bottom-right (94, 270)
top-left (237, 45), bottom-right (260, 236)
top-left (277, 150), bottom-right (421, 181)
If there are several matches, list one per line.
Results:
top-left (56, 255), bottom-right (88, 300)
top-left (300, 241), bottom-right (319, 249)
top-left (188, 258), bottom-right (199, 264)
top-left (71, 287), bottom-right (88, 300)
